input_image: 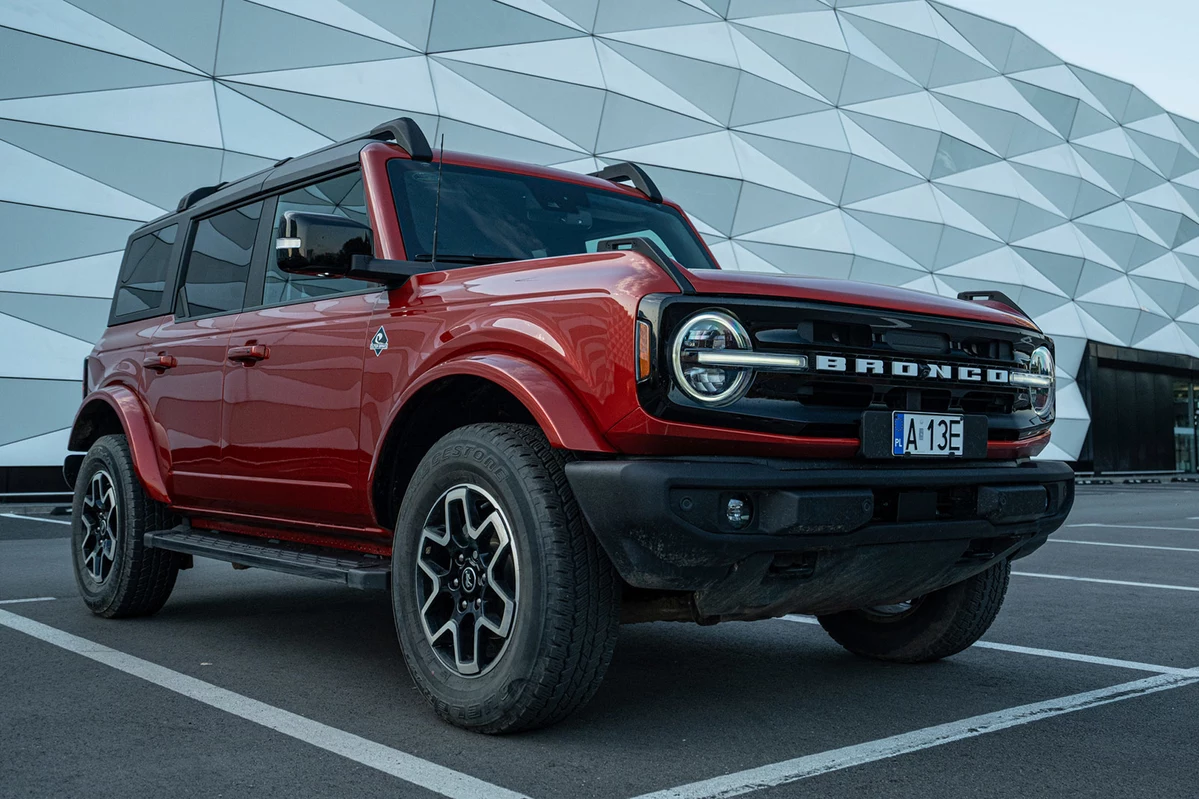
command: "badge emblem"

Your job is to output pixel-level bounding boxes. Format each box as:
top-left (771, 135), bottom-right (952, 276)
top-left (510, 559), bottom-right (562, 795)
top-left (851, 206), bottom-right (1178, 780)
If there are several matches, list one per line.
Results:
top-left (370, 326), bottom-right (389, 356)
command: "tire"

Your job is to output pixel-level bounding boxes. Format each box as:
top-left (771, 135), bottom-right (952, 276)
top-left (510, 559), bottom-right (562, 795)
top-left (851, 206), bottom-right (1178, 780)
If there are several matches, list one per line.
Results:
top-left (391, 423), bottom-right (621, 734)
top-left (816, 560), bottom-right (1011, 663)
top-left (71, 434), bottom-right (181, 618)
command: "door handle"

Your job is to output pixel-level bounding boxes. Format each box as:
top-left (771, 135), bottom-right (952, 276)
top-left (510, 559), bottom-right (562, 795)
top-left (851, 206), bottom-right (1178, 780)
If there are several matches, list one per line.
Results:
top-left (227, 344), bottom-right (270, 364)
top-left (142, 354), bottom-right (177, 372)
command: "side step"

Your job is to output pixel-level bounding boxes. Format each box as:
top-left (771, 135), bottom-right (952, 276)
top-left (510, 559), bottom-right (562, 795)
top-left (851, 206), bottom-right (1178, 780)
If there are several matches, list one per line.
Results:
top-left (145, 526), bottom-right (391, 591)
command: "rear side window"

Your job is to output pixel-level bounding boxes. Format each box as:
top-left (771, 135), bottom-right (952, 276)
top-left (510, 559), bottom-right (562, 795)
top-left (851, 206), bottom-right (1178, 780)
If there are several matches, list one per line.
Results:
top-left (179, 201), bottom-right (263, 318)
top-left (113, 224), bottom-right (177, 318)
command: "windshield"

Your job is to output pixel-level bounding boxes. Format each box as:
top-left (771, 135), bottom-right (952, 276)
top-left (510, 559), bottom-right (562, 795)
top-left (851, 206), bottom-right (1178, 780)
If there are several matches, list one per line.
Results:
top-left (387, 159), bottom-right (717, 271)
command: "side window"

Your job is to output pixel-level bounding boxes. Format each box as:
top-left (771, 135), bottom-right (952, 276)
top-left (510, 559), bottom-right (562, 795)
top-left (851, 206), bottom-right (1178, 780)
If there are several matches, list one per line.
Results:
top-left (180, 201), bottom-right (263, 318)
top-left (113, 224), bottom-right (177, 318)
top-left (265, 172), bottom-right (370, 305)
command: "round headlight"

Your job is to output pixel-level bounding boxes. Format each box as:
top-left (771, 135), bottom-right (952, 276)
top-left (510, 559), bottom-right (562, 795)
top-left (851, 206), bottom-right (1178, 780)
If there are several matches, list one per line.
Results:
top-left (1029, 346), bottom-right (1054, 419)
top-left (671, 311), bottom-right (754, 406)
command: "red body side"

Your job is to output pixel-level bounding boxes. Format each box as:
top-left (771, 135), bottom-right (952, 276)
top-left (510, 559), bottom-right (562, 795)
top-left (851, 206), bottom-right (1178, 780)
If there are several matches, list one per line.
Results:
top-left (78, 143), bottom-right (1051, 548)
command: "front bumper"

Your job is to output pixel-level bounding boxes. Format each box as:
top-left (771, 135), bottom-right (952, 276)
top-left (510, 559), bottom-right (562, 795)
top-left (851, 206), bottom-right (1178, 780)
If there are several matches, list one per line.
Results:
top-left (565, 458), bottom-right (1073, 618)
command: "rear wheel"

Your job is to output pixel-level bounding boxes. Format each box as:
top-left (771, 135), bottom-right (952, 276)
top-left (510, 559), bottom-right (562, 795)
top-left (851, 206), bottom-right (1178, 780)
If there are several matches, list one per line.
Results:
top-left (392, 423), bottom-right (621, 733)
top-left (816, 560), bottom-right (1011, 663)
top-left (71, 434), bottom-right (181, 618)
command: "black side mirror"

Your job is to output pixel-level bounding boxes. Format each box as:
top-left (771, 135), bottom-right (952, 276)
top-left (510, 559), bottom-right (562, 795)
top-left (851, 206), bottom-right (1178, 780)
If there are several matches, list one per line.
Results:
top-left (276, 211), bottom-right (373, 276)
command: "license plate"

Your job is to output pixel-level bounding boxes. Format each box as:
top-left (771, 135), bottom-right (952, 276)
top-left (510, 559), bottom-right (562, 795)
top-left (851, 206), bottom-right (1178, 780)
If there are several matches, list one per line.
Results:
top-left (892, 412), bottom-right (964, 457)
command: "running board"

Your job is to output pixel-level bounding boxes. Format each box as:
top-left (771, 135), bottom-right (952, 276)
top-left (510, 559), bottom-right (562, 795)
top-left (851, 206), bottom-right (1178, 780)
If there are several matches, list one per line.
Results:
top-left (145, 526), bottom-right (391, 591)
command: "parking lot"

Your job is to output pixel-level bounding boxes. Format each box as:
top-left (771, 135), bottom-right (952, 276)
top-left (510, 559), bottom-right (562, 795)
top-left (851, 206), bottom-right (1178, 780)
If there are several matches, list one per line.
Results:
top-left (1, 484), bottom-right (1196, 799)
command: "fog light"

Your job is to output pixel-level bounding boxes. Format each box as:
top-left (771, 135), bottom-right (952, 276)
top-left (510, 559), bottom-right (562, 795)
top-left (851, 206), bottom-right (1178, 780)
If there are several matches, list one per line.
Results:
top-left (725, 495), bottom-right (752, 529)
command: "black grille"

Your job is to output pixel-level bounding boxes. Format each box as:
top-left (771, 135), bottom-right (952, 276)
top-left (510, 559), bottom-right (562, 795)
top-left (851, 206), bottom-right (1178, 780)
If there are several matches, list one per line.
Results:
top-left (637, 294), bottom-right (1052, 444)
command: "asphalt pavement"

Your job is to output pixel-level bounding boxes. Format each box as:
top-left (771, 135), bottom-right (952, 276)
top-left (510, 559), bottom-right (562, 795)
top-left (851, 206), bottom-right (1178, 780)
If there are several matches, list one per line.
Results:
top-left (0, 485), bottom-right (1196, 799)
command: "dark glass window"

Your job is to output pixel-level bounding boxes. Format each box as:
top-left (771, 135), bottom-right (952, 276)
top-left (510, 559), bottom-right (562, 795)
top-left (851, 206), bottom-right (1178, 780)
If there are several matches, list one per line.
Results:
top-left (386, 160), bottom-right (717, 271)
top-left (113, 224), bottom-right (177, 318)
top-left (180, 201), bottom-right (263, 317)
top-left (264, 171), bottom-right (371, 305)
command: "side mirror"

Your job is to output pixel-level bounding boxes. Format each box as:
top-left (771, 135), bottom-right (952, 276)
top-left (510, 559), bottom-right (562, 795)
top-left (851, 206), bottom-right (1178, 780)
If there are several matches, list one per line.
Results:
top-left (276, 211), bottom-right (373, 276)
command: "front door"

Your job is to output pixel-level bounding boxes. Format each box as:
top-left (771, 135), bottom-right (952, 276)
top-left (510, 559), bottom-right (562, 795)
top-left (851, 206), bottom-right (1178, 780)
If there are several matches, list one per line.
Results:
top-left (218, 172), bottom-right (381, 527)
top-left (145, 200), bottom-right (262, 510)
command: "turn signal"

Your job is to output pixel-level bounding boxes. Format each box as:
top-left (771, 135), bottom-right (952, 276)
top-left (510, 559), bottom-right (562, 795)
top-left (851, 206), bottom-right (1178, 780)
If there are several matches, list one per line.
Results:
top-left (636, 319), bottom-right (652, 381)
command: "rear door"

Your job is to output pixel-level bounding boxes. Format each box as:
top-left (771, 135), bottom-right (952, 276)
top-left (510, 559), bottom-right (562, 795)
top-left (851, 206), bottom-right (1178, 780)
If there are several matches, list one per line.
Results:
top-left (143, 200), bottom-right (262, 511)
top-left (218, 171), bottom-right (382, 527)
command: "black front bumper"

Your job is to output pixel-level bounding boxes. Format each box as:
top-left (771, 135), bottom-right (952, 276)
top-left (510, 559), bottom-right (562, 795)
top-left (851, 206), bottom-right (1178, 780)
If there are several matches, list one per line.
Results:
top-left (565, 458), bottom-right (1074, 618)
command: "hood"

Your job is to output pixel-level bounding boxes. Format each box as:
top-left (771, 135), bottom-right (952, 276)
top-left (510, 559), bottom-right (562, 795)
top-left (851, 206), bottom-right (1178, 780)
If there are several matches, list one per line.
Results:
top-left (684, 270), bottom-right (1039, 332)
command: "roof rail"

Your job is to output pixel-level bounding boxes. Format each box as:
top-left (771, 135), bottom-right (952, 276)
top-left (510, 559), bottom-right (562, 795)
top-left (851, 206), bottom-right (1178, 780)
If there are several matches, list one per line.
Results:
top-left (589, 162), bottom-right (662, 203)
top-left (176, 183), bottom-right (227, 212)
top-left (366, 117), bottom-right (433, 161)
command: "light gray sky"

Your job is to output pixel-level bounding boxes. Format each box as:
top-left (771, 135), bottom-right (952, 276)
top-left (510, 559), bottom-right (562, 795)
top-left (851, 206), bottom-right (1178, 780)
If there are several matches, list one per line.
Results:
top-left (946, 0), bottom-right (1199, 121)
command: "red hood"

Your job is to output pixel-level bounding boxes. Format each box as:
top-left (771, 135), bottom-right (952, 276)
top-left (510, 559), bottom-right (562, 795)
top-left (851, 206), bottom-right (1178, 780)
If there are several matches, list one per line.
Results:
top-left (685, 270), bottom-right (1039, 331)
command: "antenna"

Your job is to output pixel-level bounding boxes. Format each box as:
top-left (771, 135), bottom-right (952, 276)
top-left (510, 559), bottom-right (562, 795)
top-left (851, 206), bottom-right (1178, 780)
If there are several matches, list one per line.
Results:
top-left (430, 134), bottom-right (445, 267)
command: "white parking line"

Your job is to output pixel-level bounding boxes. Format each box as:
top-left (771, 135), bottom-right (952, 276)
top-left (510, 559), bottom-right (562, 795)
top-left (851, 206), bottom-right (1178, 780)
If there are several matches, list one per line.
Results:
top-left (1069, 523), bottom-right (1199, 532)
top-left (0, 597), bottom-right (56, 606)
top-left (0, 610), bottom-right (529, 799)
top-left (968, 642), bottom-right (1190, 675)
top-left (1051, 539), bottom-right (1199, 553)
top-left (630, 669), bottom-right (1199, 799)
top-left (779, 616), bottom-right (1184, 674)
top-left (0, 513), bottom-right (71, 526)
top-left (1013, 572), bottom-right (1199, 592)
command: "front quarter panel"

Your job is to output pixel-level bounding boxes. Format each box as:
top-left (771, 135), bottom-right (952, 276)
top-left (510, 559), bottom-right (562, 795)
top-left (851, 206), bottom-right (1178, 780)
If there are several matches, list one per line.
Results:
top-left (359, 251), bottom-right (680, 470)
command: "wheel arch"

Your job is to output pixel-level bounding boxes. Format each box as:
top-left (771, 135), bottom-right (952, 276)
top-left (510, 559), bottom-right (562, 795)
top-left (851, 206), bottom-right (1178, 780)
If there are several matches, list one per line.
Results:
top-left (68, 388), bottom-right (170, 504)
top-left (369, 353), bottom-right (613, 530)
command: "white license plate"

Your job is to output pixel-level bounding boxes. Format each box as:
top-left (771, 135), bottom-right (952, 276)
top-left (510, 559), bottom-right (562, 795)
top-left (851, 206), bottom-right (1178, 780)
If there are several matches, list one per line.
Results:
top-left (893, 412), bottom-right (964, 457)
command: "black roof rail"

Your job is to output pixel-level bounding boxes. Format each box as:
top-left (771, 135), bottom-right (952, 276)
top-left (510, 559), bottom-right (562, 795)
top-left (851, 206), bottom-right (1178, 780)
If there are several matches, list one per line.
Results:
top-left (176, 182), bottom-right (227, 212)
top-left (366, 116), bottom-right (433, 161)
top-left (589, 162), bottom-right (662, 203)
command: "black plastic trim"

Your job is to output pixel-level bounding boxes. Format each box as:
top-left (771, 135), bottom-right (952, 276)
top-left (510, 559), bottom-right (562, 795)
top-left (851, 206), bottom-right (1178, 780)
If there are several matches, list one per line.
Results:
top-left (565, 457), bottom-right (1074, 592)
top-left (146, 525), bottom-right (391, 590)
top-left (589, 162), bottom-right (663, 202)
top-left (957, 290), bottom-right (1028, 319)
top-left (176, 183), bottom-right (227, 212)
top-left (598, 236), bottom-right (694, 293)
top-left (367, 117), bottom-right (432, 161)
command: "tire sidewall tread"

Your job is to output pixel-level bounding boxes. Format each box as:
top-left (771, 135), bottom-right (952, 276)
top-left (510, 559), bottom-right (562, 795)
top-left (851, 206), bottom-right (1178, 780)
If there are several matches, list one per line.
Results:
top-left (71, 434), bottom-right (180, 619)
top-left (391, 423), bottom-right (620, 734)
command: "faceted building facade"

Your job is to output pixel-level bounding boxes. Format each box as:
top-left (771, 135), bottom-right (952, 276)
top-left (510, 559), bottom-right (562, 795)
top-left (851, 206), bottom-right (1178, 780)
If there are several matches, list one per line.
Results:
top-left (3, 0), bottom-right (1199, 484)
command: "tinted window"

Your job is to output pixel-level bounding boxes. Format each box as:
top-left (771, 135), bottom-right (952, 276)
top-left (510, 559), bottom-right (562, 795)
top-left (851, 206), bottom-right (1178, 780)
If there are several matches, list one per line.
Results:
top-left (264, 172), bottom-right (370, 305)
top-left (114, 225), bottom-right (177, 318)
top-left (180, 201), bottom-right (262, 317)
top-left (387, 160), bottom-right (717, 271)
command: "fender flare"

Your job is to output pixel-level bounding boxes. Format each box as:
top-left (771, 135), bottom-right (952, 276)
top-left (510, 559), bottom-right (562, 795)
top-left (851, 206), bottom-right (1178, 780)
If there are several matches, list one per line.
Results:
top-left (69, 387), bottom-right (171, 504)
top-left (369, 352), bottom-right (614, 490)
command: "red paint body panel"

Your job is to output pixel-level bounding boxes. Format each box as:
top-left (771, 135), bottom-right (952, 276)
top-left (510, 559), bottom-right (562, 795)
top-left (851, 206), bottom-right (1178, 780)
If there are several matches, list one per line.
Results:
top-left (358, 252), bottom-right (679, 495)
top-left (220, 292), bottom-right (380, 526)
top-left (73, 142), bottom-right (1059, 552)
top-left (682, 270), bottom-right (1039, 331)
top-left (140, 314), bottom-right (238, 511)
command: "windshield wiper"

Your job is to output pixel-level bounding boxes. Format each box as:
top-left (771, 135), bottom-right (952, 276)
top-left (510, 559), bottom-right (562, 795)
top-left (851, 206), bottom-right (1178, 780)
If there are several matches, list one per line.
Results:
top-left (413, 253), bottom-right (515, 265)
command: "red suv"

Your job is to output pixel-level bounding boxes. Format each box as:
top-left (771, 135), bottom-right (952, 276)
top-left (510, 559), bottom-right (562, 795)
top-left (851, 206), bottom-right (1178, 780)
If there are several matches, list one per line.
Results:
top-left (67, 118), bottom-right (1072, 733)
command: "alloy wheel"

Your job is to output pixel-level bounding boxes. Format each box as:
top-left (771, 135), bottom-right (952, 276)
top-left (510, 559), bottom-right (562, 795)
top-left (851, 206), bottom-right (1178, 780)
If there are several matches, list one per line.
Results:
top-left (415, 484), bottom-right (519, 677)
top-left (80, 469), bottom-right (120, 585)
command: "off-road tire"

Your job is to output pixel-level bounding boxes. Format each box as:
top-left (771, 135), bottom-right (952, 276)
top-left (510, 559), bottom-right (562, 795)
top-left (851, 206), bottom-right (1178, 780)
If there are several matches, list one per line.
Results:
top-left (816, 560), bottom-right (1011, 663)
top-left (71, 434), bottom-right (181, 618)
top-left (392, 423), bottom-right (621, 734)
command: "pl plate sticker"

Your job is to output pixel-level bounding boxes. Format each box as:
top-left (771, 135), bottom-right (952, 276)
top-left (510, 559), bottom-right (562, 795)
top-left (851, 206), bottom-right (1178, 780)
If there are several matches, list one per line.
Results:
top-left (370, 326), bottom-right (389, 356)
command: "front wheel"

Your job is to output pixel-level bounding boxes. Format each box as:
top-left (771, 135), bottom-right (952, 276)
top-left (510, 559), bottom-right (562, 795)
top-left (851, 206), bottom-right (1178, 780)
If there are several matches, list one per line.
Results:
top-left (817, 560), bottom-right (1011, 663)
top-left (391, 423), bottom-right (621, 734)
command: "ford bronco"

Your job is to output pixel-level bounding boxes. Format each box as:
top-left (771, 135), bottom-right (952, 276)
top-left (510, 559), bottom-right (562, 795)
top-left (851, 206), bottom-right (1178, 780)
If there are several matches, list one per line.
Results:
top-left (66, 117), bottom-right (1072, 733)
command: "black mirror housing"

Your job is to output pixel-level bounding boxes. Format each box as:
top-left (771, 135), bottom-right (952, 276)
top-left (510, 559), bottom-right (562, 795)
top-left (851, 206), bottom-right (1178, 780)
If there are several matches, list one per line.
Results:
top-left (277, 211), bottom-right (373, 275)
